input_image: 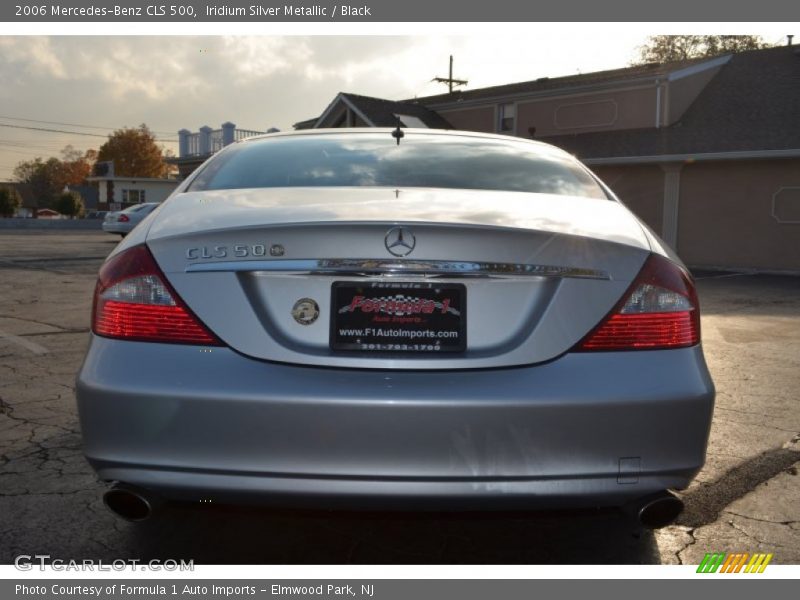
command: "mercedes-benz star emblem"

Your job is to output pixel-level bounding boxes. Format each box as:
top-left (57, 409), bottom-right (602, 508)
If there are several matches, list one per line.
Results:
top-left (384, 226), bottom-right (416, 257)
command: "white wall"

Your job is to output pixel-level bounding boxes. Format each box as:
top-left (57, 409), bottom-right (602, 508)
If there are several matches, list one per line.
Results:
top-left (114, 180), bottom-right (178, 205)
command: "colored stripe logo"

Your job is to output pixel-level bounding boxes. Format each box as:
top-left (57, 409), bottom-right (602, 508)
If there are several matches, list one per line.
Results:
top-left (697, 552), bottom-right (773, 573)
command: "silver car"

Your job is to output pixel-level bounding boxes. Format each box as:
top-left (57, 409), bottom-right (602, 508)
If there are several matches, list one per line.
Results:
top-left (77, 130), bottom-right (714, 526)
top-left (101, 202), bottom-right (160, 236)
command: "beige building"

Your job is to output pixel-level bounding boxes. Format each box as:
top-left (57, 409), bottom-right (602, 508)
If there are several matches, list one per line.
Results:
top-left (300, 45), bottom-right (800, 273)
top-left (86, 175), bottom-right (179, 211)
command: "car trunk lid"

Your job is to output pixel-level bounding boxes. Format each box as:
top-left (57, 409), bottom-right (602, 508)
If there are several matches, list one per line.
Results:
top-left (146, 187), bottom-right (651, 369)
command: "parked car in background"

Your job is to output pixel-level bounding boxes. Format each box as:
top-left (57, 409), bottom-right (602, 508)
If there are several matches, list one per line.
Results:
top-left (102, 203), bottom-right (160, 237)
top-left (78, 129), bottom-right (714, 527)
top-left (85, 210), bottom-right (109, 220)
top-left (36, 208), bottom-right (64, 219)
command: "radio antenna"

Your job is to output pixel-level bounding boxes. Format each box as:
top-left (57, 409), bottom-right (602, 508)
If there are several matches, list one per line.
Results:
top-left (391, 116), bottom-right (404, 145)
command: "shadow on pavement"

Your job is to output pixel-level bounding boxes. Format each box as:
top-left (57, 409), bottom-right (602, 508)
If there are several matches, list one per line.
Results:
top-left (694, 273), bottom-right (800, 316)
top-left (124, 502), bottom-right (661, 564)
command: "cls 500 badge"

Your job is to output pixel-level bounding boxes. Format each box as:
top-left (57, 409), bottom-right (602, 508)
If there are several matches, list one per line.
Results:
top-left (186, 244), bottom-right (284, 259)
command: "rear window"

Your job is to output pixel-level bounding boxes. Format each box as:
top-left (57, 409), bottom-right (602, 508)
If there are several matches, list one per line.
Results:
top-left (188, 133), bottom-right (608, 199)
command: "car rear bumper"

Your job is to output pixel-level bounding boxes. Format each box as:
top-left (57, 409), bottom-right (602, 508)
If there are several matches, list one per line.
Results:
top-left (102, 222), bottom-right (132, 233)
top-left (76, 336), bottom-right (715, 509)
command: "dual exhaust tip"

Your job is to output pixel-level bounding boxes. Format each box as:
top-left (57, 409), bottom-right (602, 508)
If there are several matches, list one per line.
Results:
top-left (103, 483), bottom-right (684, 528)
top-left (103, 484), bottom-right (159, 522)
top-left (631, 490), bottom-right (685, 529)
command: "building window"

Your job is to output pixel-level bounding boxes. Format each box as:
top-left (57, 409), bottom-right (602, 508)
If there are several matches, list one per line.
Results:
top-left (122, 189), bottom-right (146, 204)
top-left (498, 103), bottom-right (516, 133)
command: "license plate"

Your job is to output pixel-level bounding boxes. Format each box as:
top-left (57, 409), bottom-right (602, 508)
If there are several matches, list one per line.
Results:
top-left (331, 282), bottom-right (466, 353)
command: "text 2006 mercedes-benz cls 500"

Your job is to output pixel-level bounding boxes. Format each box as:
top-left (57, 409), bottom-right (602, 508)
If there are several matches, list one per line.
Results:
top-left (76, 129), bottom-right (715, 526)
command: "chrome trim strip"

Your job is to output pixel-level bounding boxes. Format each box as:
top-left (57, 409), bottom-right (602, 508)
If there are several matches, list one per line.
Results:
top-left (186, 259), bottom-right (609, 280)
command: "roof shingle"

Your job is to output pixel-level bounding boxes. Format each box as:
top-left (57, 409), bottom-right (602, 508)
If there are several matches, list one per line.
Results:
top-left (410, 56), bottom-right (711, 105)
top-left (542, 45), bottom-right (800, 158)
top-left (341, 93), bottom-right (453, 129)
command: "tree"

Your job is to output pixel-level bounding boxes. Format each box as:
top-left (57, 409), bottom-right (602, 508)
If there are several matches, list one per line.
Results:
top-left (13, 157), bottom-right (63, 208)
top-left (635, 35), bottom-right (772, 64)
top-left (0, 187), bottom-right (22, 217)
top-left (97, 124), bottom-right (171, 178)
top-left (54, 191), bottom-right (85, 219)
top-left (58, 145), bottom-right (96, 187)
top-left (12, 146), bottom-right (97, 208)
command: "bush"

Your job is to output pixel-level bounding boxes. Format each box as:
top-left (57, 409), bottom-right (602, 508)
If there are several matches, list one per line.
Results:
top-left (54, 191), bottom-right (85, 219)
top-left (0, 187), bottom-right (22, 217)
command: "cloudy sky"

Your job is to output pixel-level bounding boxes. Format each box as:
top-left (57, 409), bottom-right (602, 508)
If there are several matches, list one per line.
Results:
top-left (0, 30), bottom-right (793, 180)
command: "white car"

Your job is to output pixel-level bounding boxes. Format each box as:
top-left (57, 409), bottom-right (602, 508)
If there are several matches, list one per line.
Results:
top-left (102, 203), bottom-right (160, 237)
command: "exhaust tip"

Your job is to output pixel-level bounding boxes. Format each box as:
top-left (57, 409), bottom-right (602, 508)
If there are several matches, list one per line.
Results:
top-left (103, 485), bottom-right (154, 522)
top-left (636, 491), bottom-right (684, 529)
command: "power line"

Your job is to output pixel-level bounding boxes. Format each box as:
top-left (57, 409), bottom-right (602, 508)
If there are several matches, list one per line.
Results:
top-left (0, 149), bottom-right (69, 159)
top-left (0, 140), bottom-right (59, 148)
top-left (0, 122), bottom-right (107, 138)
top-left (0, 122), bottom-right (178, 142)
top-left (382, 78), bottom-right (439, 101)
top-left (0, 114), bottom-right (175, 136)
top-left (0, 140), bottom-right (105, 154)
top-left (0, 149), bottom-right (55, 158)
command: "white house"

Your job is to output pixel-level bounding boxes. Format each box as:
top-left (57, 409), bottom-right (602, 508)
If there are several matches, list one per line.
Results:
top-left (86, 175), bottom-right (179, 211)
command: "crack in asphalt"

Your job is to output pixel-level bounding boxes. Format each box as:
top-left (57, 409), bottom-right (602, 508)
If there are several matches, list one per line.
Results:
top-left (725, 510), bottom-right (799, 527)
top-left (0, 256), bottom-right (107, 264)
top-left (715, 405), bottom-right (793, 420)
top-left (671, 444), bottom-right (799, 563)
top-left (0, 399), bottom-right (79, 437)
top-left (0, 488), bottom-right (98, 498)
top-left (16, 329), bottom-right (90, 338)
top-left (726, 518), bottom-right (798, 550)
top-left (676, 444), bottom-right (800, 529)
top-left (672, 526), bottom-right (697, 565)
top-left (0, 314), bottom-right (71, 331)
top-left (710, 416), bottom-right (799, 434)
top-left (717, 390), bottom-right (795, 400)
top-left (0, 389), bottom-right (86, 497)
top-left (0, 263), bottom-right (74, 274)
top-left (0, 329), bottom-right (49, 355)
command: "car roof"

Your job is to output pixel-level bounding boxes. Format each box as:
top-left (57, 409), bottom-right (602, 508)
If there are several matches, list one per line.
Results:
top-left (239, 127), bottom-right (571, 157)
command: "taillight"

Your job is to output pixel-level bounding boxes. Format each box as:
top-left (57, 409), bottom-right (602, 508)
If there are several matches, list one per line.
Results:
top-left (92, 244), bottom-right (222, 345)
top-left (118, 214), bottom-right (130, 222)
top-left (577, 254), bottom-right (699, 351)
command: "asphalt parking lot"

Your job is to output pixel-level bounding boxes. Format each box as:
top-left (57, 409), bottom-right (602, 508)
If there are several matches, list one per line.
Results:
top-left (0, 230), bottom-right (798, 565)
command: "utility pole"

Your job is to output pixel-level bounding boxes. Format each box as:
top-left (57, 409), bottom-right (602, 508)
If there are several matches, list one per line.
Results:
top-left (433, 55), bottom-right (468, 93)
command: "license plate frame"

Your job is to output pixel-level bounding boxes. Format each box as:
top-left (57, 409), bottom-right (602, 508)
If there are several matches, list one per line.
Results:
top-left (330, 281), bottom-right (467, 353)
